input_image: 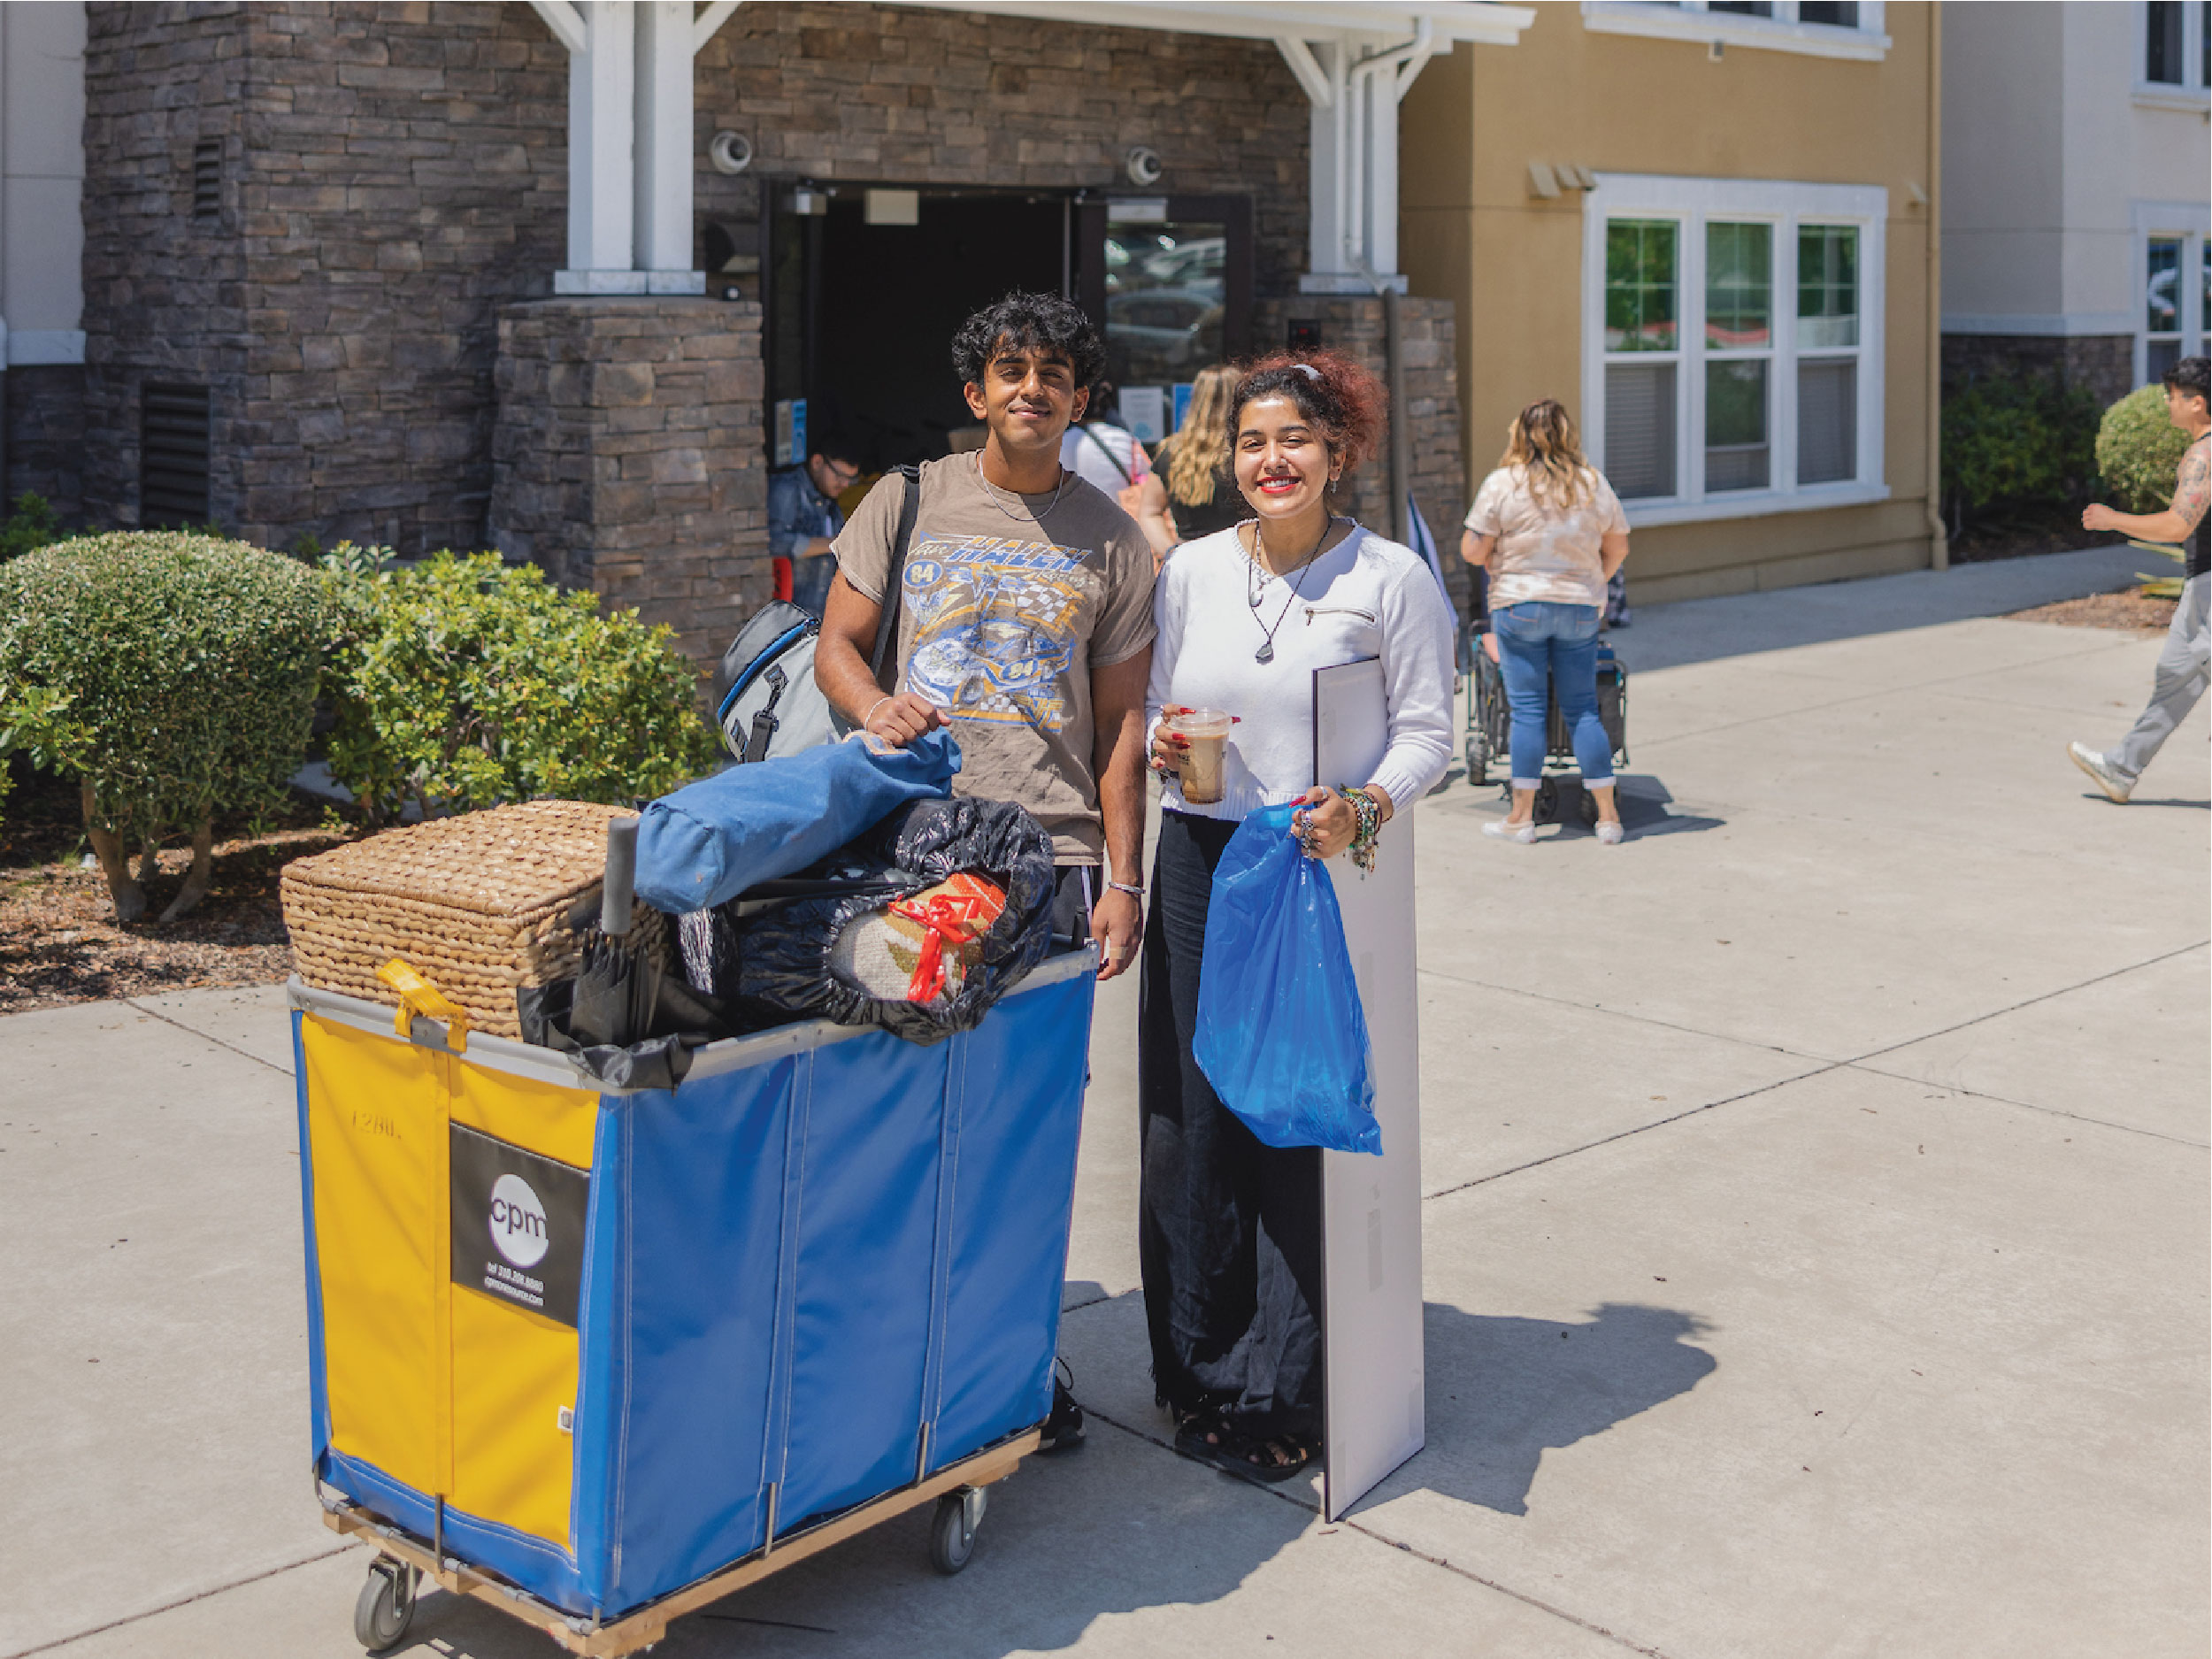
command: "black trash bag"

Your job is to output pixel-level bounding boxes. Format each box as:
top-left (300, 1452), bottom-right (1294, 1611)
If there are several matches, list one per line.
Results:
top-left (703, 796), bottom-right (1058, 1046)
top-left (517, 930), bottom-right (733, 1090)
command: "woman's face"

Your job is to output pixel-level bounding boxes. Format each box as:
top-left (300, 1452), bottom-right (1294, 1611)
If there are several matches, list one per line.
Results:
top-left (1234, 394), bottom-right (1338, 522)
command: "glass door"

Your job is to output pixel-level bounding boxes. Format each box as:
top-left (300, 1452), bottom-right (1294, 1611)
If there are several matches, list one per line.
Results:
top-left (1076, 196), bottom-right (1252, 443)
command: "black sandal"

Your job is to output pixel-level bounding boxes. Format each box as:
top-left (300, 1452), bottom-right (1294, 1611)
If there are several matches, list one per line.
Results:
top-left (1225, 1430), bottom-right (1316, 1485)
top-left (1170, 1403), bottom-right (1233, 1463)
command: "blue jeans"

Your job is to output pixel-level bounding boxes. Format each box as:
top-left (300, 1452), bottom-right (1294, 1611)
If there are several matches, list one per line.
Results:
top-left (1493, 601), bottom-right (1613, 789)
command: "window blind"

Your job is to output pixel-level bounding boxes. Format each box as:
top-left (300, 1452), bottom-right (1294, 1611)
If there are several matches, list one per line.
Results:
top-left (1797, 358), bottom-right (1856, 485)
top-left (1604, 363), bottom-right (1676, 499)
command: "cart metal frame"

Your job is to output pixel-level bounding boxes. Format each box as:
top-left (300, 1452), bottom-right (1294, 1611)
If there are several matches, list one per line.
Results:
top-left (1460, 622), bottom-right (1629, 823)
top-left (326, 1428), bottom-right (1039, 1656)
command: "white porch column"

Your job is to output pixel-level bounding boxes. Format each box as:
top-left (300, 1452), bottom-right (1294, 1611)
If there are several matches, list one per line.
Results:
top-left (1278, 23), bottom-right (1434, 296)
top-left (534, 0), bottom-right (741, 296)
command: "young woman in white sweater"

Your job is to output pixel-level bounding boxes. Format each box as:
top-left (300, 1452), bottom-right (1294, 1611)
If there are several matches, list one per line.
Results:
top-left (1138, 351), bottom-right (1455, 1481)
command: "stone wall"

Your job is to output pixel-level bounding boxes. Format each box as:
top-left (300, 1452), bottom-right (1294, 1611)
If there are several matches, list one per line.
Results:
top-left (490, 300), bottom-right (767, 669)
top-left (81, 1), bottom-right (565, 551)
top-left (1942, 332), bottom-right (2138, 411)
top-left (6, 367), bottom-right (87, 523)
top-left (1255, 296), bottom-right (1472, 618)
top-left (694, 4), bottom-right (1311, 298)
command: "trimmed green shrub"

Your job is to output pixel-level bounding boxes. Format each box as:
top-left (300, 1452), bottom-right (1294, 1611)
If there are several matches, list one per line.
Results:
top-left (2095, 384), bottom-right (2195, 515)
top-left (320, 550), bottom-right (717, 823)
top-left (1940, 373), bottom-right (2100, 538)
top-left (0, 532), bottom-right (325, 917)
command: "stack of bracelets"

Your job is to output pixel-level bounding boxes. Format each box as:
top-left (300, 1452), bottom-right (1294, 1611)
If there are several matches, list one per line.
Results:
top-left (1340, 785), bottom-right (1384, 875)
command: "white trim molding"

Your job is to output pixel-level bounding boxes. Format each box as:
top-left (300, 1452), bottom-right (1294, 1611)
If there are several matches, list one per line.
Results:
top-left (2132, 0), bottom-right (2209, 104)
top-left (1581, 173), bottom-right (1889, 529)
top-left (1940, 311), bottom-right (2137, 338)
top-left (892, 2), bottom-right (1532, 47)
top-left (1580, 0), bottom-right (1889, 62)
top-left (6, 329), bottom-right (87, 366)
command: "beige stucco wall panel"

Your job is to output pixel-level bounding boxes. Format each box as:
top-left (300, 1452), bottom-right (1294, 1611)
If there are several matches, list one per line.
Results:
top-left (1400, 10), bottom-right (1936, 592)
top-left (0, 0), bottom-right (87, 338)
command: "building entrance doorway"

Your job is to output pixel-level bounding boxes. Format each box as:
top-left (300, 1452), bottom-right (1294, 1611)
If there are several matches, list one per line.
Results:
top-left (761, 186), bottom-right (1250, 470)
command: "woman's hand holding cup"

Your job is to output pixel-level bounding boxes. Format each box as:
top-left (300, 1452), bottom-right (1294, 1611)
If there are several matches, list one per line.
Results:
top-left (1148, 705), bottom-right (1192, 778)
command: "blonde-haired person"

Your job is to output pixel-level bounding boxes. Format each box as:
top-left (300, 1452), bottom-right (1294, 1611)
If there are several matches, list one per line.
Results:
top-left (1461, 399), bottom-right (1630, 844)
top-left (1130, 364), bottom-right (1246, 564)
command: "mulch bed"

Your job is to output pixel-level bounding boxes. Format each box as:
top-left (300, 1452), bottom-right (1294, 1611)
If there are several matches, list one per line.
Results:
top-left (2006, 589), bottom-right (2179, 633)
top-left (0, 762), bottom-right (363, 1015)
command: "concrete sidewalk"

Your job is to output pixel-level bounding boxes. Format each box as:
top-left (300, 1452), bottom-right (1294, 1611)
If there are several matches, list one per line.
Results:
top-left (3, 549), bottom-right (2204, 1658)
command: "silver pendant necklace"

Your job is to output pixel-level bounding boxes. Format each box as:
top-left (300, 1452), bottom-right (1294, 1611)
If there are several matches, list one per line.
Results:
top-left (972, 451), bottom-right (1071, 526)
top-left (1248, 516), bottom-right (1333, 664)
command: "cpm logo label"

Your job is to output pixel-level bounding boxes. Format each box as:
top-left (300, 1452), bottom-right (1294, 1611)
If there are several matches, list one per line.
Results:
top-left (488, 1172), bottom-right (550, 1268)
top-left (450, 1124), bottom-right (588, 1327)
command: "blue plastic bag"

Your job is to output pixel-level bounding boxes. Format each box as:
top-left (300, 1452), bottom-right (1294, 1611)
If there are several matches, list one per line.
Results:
top-left (1192, 803), bottom-right (1379, 1156)
top-left (634, 729), bottom-right (960, 913)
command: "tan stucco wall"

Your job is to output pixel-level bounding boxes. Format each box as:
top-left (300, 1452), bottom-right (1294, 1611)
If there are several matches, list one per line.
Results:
top-left (1401, 3), bottom-right (1941, 603)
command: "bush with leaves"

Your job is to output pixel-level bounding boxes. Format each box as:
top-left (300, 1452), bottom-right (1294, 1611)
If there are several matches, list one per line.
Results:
top-left (0, 532), bottom-right (326, 919)
top-left (320, 550), bottom-right (718, 824)
top-left (2094, 383), bottom-right (2195, 516)
top-left (1940, 373), bottom-right (2101, 540)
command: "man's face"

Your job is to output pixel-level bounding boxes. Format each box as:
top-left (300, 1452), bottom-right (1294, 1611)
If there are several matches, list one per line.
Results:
top-left (808, 452), bottom-right (861, 498)
top-left (2164, 386), bottom-right (2209, 433)
top-left (963, 341), bottom-right (1089, 456)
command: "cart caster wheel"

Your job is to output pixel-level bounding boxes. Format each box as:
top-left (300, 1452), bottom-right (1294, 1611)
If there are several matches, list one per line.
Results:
top-left (354, 1559), bottom-right (417, 1654)
top-left (1465, 743), bottom-right (1488, 787)
top-left (1576, 785), bottom-right (1599, 829)
top-left (1534, 778), bottom-right (1560, 824)
top-left (928, 1486), bottom-right (986, 1576)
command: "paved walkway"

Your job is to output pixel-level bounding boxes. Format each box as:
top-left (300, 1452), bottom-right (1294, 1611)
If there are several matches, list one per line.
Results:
top-left (4, 548), bottom-right (2204, 1658)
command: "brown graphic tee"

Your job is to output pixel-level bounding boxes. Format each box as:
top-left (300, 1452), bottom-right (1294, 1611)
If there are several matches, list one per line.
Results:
top-left (833, 456), bottom-right (1156, 864)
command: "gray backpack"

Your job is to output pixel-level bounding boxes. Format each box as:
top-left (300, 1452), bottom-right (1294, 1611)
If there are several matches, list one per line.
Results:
top-left (712, 466), bottom-right (919, 763)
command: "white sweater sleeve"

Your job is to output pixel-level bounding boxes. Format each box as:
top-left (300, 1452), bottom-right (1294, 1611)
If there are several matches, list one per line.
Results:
top-left (1142, 553), bottom-right (1186, 749)
top-left (1366, 558), bottom-right (1458, 811)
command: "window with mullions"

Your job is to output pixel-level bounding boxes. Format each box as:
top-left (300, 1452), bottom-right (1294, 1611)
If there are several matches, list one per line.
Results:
top-left (2147, 0), bottom-right (2184, 81)
top-left (2147, 236), bottom-right (2185, 381)
top-left (1587, 178), bottom-right (1884, 518)
top-left (1603, 220), bottom-right (1679, 500)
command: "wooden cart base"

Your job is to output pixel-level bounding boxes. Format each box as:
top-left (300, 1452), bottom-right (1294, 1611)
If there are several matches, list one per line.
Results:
top-left (325, 1429), bottom-right (1041, 1656)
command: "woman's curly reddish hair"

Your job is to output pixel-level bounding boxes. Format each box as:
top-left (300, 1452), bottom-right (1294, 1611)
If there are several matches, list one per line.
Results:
top-left (1231, 349), bottom-right (1389, 483)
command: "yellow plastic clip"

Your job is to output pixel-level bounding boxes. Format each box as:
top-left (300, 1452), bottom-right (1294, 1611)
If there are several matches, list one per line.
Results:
top-left (376, 958), bottom-right (470, 1053)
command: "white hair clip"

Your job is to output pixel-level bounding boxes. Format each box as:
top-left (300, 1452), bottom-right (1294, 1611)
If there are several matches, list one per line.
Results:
top-left (1292, 363), bottom-right (1323, 381)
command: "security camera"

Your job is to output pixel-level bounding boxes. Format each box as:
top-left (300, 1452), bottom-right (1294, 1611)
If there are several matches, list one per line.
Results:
top-left (1124, 146), bottom-right (1164, 188)
top-left (709, 130), bottom-right (753, 175)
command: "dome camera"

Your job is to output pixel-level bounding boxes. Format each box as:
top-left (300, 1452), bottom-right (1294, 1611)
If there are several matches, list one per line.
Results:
top-left (709, 130), bottom-right (753, 175)
top-left (1124, 146), bottom-right (1164, 188)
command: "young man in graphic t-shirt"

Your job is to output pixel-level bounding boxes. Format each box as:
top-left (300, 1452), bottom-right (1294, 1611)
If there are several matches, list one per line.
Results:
top-left (815, 291), bottom-right (1155, 987)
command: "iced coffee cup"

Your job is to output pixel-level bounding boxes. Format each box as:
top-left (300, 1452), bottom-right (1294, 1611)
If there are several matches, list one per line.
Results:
top-left (1166, 708), bottom-right (1234, 804)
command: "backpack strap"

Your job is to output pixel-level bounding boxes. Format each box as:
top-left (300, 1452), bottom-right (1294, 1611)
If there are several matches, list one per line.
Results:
top-left (1079, 422), bottom-right (1133, 485)
top-left (869, 463), bottom-right (922, 693)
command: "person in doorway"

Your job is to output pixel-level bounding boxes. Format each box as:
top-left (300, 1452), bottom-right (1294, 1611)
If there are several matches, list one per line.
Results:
top-left (2070, 356), bottom-right (2210, 803)
top-left (1461, 399), bottom-right (1631, 844)
top-left (769, 432), bottom-right (864, 617)
top-left (1129, 363), bottom-right (1245, 562)
top-left (1141, 352), bottom-right (1455, 1482)
top-left (1060, 380), bottom-right (1155, 503)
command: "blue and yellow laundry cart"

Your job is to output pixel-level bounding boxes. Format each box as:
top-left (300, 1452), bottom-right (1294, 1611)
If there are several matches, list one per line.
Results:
top-left (289, 948), bottom-right (1094, 1656)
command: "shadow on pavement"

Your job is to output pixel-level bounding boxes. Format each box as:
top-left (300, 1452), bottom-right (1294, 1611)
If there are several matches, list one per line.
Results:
top-left (1357, 1302), bottom-right (1717, 1520)
top-left (1440, 773), bottom-right (1726, 839)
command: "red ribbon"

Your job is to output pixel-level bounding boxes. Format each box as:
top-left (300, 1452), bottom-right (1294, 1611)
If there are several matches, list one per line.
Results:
top-left (887, 891), bottom-right (995, 1002)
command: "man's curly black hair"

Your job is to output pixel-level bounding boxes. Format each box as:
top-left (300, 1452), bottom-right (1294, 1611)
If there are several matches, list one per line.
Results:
top-left (951, 291), bottom-right (1107, 390)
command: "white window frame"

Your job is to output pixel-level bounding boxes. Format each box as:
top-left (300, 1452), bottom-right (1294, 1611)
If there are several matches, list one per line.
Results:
top-left (2132, 200), bottom-right (2210, 387)
top-left (1580, 0), bottom-right (1890, 62)
top-left (2133, 0), bottom-right (2210, 109)
top-left (1583, 174), bottom-right (1888, 528)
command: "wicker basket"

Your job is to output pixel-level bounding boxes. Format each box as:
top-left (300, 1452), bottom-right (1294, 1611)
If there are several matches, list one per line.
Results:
top-left (281, 800), bottom-right (668, 1041)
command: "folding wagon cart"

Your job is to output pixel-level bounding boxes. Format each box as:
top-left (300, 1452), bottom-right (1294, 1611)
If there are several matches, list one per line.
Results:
top-left (289, 948), bottom-right (1094, 1656)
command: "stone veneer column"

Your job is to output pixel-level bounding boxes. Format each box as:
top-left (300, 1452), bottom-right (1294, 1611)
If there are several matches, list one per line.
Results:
top-left (1254, 296), bottom-right (1471, 618)
top-left (489, 297), bottom-right (766, 672)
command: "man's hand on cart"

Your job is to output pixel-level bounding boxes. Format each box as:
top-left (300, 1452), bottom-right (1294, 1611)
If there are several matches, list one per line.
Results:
top-left (864, 692), bottom-right (946, 749)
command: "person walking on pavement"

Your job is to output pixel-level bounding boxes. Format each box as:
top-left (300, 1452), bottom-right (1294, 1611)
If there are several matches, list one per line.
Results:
top-left (2070, 356), bottom-right (2211, 803)
top-left (1141, 352), bottom-right (1455, 1482)
top-left (1461, 399), bottom-right (1631, 843)
top-left (813, 293), bottom-right (1158, 1449)
top-left (769, 433), bottom-right (864, 617)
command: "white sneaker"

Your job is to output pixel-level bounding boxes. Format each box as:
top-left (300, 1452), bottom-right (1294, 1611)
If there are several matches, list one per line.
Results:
top-left (1594, 820), bottom-right (1624, 845)
top-left (2068, 741), bottom-right (2132, 803)
top-left (1484, 818), bottom-right (1537, 843)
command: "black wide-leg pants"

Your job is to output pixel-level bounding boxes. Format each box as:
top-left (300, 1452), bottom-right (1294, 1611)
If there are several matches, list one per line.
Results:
top-left (1137, 809), bottom-right (1324, 1441)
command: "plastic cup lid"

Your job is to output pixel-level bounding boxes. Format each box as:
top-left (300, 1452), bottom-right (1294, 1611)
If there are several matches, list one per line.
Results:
top-left (1166, 708), bottom-right (1233, 736)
